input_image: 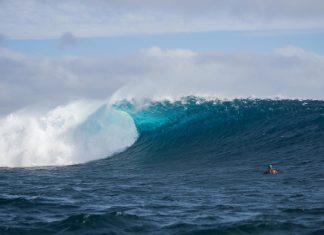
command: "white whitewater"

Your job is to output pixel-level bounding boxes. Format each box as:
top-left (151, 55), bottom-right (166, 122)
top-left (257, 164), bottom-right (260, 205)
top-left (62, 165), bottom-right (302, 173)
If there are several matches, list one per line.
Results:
top-left (0, 100), bottom-right (138, 167)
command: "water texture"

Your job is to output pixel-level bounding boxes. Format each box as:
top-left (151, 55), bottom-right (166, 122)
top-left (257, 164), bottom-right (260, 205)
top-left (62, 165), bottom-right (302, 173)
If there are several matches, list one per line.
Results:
top-left (0, 97), bottom-right (323, 234)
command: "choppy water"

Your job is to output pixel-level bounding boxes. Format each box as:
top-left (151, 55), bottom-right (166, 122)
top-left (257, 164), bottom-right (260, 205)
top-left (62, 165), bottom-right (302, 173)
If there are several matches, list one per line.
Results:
top-left (1, 98), bottom-right (324, 234)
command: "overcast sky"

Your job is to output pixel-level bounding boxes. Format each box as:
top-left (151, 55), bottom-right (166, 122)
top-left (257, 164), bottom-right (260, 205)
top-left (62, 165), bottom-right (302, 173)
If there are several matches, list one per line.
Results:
top-left (0, 0), bottom-right (324, 115)
top-left (1, 0), bottom-right (324, 39)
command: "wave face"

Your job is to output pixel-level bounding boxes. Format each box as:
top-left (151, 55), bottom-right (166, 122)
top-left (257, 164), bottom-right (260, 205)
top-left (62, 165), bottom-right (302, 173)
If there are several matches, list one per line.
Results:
top-left (1, 97), bottom-right (323, 168)
top-left (115, 97), bottom-right (324, 164)
top-left (0, 101), bottom-right (138, 167)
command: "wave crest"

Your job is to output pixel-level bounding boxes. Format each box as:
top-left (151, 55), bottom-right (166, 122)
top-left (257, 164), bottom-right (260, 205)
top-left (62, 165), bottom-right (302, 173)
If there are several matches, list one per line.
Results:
top-left (0, 101), bottom-right (138, 167)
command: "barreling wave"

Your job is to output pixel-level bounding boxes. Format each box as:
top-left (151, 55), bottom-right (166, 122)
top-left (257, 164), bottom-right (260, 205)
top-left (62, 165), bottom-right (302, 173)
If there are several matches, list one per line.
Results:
top-left (1, 96), bottom-right (323, 167)
top-left (114, 96), bottom-right (324, 164)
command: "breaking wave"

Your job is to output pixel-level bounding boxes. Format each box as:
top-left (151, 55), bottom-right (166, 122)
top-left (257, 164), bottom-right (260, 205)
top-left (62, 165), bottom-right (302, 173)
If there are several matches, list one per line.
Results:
top-left (0, 100), bottom-right (138, 167)
top-left (1, 96), bottom-right (324, 168)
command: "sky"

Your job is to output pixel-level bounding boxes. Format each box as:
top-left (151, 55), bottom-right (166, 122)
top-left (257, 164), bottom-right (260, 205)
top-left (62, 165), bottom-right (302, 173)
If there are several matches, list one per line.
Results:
top-left (0, 0), bottom-right (324, 115)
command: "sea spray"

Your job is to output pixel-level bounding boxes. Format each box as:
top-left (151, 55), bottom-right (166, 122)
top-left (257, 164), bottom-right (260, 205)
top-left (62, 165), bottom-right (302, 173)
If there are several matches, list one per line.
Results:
top-left (0, 100), bottom-right (138, 167)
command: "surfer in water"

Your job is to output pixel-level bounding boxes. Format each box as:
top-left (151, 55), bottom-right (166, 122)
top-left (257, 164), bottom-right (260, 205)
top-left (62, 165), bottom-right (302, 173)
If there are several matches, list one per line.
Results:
top-left (264, 165), bottom-right (279, 174)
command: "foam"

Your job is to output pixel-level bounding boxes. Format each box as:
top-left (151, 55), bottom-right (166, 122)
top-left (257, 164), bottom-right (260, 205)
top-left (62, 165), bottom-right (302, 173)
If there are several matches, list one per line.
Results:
top-left (0, 100), bottom-right (138, 167)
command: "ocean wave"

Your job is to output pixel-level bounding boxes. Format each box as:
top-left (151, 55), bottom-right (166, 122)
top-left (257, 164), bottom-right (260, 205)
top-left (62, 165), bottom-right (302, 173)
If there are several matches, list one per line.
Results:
top-left (114, 97), bottom-right (324, 163)
top-left (1, 96), bottom-right (323, 168)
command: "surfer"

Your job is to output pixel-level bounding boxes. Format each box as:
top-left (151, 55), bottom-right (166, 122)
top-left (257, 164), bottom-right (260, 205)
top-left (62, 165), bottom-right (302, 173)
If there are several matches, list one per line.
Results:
top-left (264, 165), bottom-right (279, 174)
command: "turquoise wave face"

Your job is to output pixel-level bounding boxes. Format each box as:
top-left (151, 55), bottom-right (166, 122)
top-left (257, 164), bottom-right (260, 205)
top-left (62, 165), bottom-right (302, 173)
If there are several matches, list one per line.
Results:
top-left (114, 97), bottom-right (324, 163)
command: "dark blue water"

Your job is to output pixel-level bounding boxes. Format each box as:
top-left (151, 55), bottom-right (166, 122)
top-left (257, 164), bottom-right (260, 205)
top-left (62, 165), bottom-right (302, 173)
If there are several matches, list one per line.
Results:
top-left (1, 98), bottom-right (324, 234)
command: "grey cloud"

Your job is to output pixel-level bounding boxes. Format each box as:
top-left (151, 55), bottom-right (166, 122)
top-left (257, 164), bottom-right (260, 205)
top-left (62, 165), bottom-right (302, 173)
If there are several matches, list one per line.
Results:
top-left (1, 0), bottom-right (324, 39)
top-left (0, 48), bottom-right (135, 114)
top-left (90, 0), bottom-right (324, 16)
top-left (0, 34), bottom-right (5, 44)
top-left (1, 46), bottom-right (324, 115)
top-left (58, 32), bottom-right (79, 49)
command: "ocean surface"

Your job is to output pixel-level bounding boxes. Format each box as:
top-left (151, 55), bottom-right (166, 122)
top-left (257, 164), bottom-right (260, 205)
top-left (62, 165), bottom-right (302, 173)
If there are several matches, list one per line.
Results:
top-left (0, 97), bottom-right (324, 235)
